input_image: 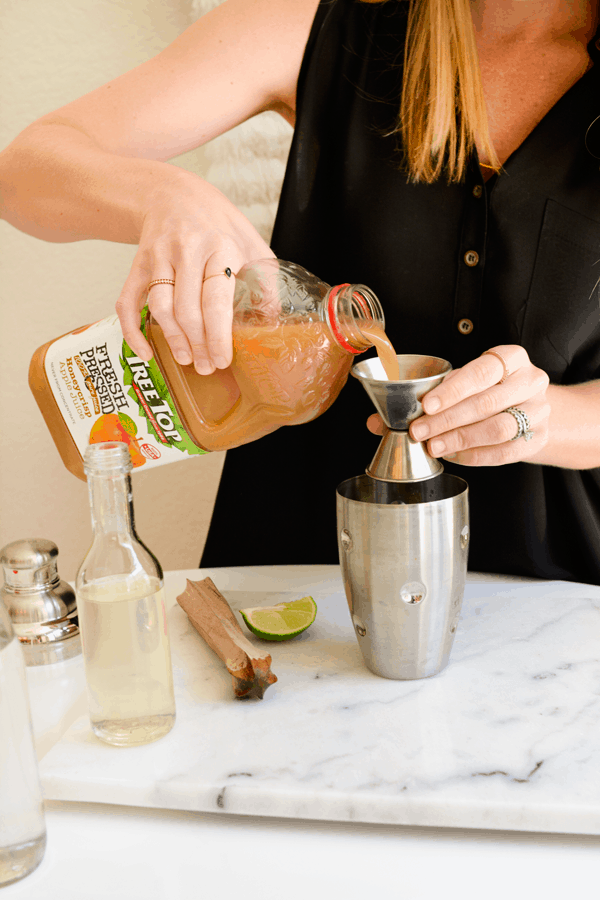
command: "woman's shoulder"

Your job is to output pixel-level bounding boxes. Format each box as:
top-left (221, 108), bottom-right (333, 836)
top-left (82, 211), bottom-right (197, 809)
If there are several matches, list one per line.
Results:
top-left (184, 0), bottom-right (323, 120)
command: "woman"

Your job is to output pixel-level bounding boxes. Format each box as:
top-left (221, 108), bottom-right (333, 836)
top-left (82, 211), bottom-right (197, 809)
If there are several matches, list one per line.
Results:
top-left (2, 0), bottom-right (600, 580)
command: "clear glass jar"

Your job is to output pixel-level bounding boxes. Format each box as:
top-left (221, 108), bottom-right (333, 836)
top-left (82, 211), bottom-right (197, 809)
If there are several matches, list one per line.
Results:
top-left (0, 601), bottom-right (46, 886)
top-left (76, 441), bottom-right (176, 746)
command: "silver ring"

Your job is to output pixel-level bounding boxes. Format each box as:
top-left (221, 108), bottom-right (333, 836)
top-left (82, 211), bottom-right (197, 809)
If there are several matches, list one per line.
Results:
top-left (505, 407), bottom-right (534, 442)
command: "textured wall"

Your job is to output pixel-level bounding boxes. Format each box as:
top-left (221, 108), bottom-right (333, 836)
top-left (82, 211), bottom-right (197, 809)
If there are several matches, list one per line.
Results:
top-left (189, 0), bottom-right (293, 245)
top-left (0, 0), bottom-right (222, 579)
top-left (0, 0), bottom-right (292, 579)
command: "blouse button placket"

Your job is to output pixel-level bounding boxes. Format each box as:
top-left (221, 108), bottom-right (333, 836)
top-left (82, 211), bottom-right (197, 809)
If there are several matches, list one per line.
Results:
top-left (452, 175), bottom-right (488, 346)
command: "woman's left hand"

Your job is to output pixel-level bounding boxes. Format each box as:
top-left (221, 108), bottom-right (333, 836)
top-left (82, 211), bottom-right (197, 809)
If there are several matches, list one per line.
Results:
top-left (367, 345), bottom-right (551, 466)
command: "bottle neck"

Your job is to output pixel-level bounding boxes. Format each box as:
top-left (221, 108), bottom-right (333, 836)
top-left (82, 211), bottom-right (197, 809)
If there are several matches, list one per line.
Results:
top-left (324, 284), bottom-right (385, 354)
top-left (87, 470), bottom-right (135, 537)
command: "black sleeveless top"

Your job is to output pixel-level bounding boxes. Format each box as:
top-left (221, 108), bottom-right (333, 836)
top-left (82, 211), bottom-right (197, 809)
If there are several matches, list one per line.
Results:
top-left (202, 0), bottom-right (600, 583)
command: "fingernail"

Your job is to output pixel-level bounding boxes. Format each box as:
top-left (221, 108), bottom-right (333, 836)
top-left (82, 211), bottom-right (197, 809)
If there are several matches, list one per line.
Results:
top-left (442, 453), bottom-right (457, 461)
top-left (412, 424), bottom-right (428, 440)
top-left (195, 361), bottom-right (214, 375)
top-left (430, 440), bottom-right (445, 456)
top-left (212, 356), bottom-right (228, 369)
top-left (425, 396), bottom-right (441, 413)
top-left (175, 352), bottom-right (192, 365)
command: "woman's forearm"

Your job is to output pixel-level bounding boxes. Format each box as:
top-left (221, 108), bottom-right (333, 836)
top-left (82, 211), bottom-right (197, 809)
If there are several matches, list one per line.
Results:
top-left (528, 381), bottom-right (600, 470)
top-left (0, 114), bottom-right (274, 369)
top-left (0, 122), bottom-right (194, 244)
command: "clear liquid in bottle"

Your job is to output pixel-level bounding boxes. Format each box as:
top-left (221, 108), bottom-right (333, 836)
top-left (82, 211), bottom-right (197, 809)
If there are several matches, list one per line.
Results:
top-left (78, 575), bottom-right (175, 746)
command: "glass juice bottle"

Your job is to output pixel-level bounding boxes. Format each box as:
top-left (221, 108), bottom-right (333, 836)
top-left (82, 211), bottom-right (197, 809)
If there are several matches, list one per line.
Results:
top-left (29, 258), bottom-right (387, 478)
top-left (76, 441), bottom-right (175, 746)
top-left (0, 600), bottom-right (46, 886)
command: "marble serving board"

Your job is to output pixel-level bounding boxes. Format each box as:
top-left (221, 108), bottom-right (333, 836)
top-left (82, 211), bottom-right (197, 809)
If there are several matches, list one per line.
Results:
top-left (39, 566), bottom-right (600, 835)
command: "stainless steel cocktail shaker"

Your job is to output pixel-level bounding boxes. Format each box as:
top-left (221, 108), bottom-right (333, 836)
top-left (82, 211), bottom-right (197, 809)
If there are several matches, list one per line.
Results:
top-left (337, 355), bottom-right (469, 680)
top-left (0, 539), bottom-right (81, 666)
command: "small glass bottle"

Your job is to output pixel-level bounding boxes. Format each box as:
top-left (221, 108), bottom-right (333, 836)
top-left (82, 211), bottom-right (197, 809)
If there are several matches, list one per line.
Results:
top-left (0, 600), bottom-right (46, 886)
top-left (76, 441), bottom-right (175, 746)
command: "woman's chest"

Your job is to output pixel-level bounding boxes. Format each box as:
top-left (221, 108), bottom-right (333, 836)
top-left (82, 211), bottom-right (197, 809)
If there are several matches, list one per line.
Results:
top-left (475, 38), bottom-right (593, 174)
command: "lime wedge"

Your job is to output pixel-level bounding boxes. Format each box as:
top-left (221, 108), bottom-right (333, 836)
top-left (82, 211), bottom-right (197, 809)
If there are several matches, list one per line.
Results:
top-left (240, 596), bottom-right (317, 641)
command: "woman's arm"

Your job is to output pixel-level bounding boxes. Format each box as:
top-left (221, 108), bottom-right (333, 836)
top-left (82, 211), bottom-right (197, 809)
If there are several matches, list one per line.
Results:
top-left (0, 0), bottom-right (313, 240)
top-left (526, 381), bottom-right (600, 470)
top-left (0, 0), bottom-right (319, 366)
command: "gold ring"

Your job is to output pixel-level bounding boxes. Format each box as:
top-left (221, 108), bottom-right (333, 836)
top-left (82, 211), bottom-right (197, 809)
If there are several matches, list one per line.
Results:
top-left (148, 279), bottom-right (175, 290)
top-left (203, 267), bottom-right (233, 282)
top-left (483, 349), bottom-right (510, 384)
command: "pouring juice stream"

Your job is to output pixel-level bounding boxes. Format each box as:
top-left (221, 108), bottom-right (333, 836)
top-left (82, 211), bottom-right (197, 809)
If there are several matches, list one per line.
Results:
top-left (359, 321), bottom-right (400, 381)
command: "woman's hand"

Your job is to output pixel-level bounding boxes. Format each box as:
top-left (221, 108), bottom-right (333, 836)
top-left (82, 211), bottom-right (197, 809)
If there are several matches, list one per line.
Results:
top-left (116, 175), bottom-right (274, 374)
top-left (367, 345), bottom-right (551, 465)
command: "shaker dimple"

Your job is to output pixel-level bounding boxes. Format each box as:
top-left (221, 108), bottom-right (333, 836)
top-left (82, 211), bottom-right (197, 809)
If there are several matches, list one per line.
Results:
top-left (352, 615), bottom-right (367, 637)
top-left (400, 582), bottom-right (427, 605)
top-left (340, 529), bottom-right (353, 550)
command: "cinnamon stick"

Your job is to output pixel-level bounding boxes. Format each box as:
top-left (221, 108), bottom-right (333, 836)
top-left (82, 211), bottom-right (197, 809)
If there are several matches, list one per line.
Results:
top-left (176, 577), bottom-right (277, 699)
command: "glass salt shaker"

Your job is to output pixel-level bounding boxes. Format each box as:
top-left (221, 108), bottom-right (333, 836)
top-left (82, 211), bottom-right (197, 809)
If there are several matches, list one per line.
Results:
top-left (0, 597), bottom-right (46, 886)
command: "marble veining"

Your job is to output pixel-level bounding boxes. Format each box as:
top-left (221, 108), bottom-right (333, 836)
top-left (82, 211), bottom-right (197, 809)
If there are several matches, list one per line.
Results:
top-left (39, 567), bottom-right (600, 834)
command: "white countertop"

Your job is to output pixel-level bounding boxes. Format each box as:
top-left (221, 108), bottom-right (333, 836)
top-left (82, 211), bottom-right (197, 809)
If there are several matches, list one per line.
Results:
top-left (5, 566), bottom-right (600, 899)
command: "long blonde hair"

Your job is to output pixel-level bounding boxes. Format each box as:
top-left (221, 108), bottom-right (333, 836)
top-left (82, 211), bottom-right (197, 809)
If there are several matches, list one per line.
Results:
top-left (364, 0), bottom-right (499, 182)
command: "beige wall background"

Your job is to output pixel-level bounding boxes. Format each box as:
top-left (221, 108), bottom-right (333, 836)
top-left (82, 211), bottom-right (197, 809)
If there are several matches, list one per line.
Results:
top-left (0, 0), bottom-right (291, 580)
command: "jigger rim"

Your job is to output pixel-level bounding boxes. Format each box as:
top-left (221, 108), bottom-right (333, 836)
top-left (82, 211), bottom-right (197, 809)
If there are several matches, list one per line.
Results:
top-left (351, 354), bottom-right (452, 384)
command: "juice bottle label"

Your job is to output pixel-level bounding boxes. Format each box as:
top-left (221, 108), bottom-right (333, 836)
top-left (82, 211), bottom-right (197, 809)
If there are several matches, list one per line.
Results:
top-left (43, 308), bottom-right (206, 470)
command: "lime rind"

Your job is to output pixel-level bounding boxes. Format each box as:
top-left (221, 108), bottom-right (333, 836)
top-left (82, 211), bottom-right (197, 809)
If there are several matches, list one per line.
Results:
top-left (240, 596), bottom-right (317, 641)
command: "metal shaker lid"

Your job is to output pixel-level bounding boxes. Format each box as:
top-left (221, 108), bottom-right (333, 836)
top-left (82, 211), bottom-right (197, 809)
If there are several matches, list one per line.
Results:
top-left (0, 539), bottom-right (80, 660)
top-left (1, 537), bottom-right (58, 566)
top-left (1, 538), bottom-right (61, 590)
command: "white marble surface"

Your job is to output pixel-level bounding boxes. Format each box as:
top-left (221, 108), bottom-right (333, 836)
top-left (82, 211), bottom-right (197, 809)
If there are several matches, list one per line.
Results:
top-left (38, 566), bottom-right (600, 835)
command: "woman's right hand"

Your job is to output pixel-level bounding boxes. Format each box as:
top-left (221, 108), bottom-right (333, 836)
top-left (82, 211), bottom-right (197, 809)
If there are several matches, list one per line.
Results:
top-left (116, 173), bottom-right (274, 374)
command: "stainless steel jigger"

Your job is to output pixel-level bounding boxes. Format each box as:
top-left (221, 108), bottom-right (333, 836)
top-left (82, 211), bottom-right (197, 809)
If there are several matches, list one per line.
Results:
top-left (351, 354), bottom-right (452, 482)
top-left (337, 354), bottom-right (469, 680)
